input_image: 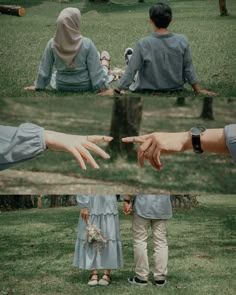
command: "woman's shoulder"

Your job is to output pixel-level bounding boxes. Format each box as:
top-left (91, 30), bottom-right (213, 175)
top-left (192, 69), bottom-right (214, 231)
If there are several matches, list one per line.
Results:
top-left (82, 37), bottom-right (94, 46)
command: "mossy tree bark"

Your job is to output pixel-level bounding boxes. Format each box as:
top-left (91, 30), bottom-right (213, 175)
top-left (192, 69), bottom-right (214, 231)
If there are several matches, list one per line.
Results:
top-left (108, 96), bottom-right (143, 159)
top-left (200, 97), bottom-right (214, 120)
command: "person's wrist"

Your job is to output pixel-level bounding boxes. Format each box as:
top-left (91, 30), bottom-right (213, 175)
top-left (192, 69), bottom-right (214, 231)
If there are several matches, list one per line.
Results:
top-left (181, 132), bottom-right (192, 151)
top-left (44, 130), bottom-right (55, 148)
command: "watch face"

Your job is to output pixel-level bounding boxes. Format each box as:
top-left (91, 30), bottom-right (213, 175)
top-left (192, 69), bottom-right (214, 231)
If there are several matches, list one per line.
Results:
top-left (190, 126), bottom-right (206, 136)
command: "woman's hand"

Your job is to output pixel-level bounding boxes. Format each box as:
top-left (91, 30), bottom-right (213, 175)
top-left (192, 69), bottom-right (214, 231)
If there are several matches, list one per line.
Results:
top-left (99, 88), bottom-right (114, 96)
top-left (44, 130), bottom-right (113, 170)
top-left (81, 208), bottom-right (89, 223)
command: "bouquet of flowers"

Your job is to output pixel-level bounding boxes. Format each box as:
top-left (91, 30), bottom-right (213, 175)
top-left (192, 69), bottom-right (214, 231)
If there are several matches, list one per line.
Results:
top-left (86, 222), bottom-right (106, 251)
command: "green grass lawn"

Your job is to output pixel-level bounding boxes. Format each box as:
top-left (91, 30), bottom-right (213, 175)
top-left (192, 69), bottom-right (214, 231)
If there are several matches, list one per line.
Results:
top-left (0, 0), bottom-right (236, 194)
top-left (0, 195), bottom-right (235, 295)
top-left (0, 0), bottom-right (236, 96)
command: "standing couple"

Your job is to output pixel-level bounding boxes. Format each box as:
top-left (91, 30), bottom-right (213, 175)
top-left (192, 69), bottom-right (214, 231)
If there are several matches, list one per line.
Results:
top-left (73, 195), bottom-right (172, 287)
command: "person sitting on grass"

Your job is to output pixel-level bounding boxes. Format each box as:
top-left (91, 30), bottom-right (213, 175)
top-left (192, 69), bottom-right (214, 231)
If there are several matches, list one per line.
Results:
top-left (24, 7), bottom-right (113, 96)
top-left (115, 2), bottom-right (217, 96)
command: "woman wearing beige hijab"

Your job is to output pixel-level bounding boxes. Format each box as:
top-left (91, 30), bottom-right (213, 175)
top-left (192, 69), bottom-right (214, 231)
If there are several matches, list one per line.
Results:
top-left (25, 7), bottom-right (113, 95)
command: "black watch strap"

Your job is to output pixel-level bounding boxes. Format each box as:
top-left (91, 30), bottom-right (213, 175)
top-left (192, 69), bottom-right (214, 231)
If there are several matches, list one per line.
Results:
top-left (192, 134), bottom-right (203, 154)
top-left (190, 126), bottom-right (206, 154)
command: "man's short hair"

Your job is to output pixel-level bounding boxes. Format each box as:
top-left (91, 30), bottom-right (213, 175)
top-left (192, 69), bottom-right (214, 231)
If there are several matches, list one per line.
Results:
top-left (149, 2), bottom-right (172, 28)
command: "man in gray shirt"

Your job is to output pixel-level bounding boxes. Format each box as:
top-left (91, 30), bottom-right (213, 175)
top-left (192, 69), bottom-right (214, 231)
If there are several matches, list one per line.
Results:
top-left (123, 194), bottom-right (172, 287)
top-left (115, 2), bottom-right (216, 96)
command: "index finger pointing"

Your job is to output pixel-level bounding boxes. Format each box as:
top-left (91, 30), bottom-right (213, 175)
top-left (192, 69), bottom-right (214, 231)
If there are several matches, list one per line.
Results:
top-left (122, 136), bottom-right (146, 143)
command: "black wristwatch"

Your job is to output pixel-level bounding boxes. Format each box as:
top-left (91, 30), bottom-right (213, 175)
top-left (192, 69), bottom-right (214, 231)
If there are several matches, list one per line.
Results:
top-left (189, 126), bottom-right (206, 154)
top-left (123, 199), bottom-right (131, 204)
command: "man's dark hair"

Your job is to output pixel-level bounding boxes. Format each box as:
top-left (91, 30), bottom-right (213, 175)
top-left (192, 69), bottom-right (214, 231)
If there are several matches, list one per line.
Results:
top-left (149, 2), bottom-right (172, 28)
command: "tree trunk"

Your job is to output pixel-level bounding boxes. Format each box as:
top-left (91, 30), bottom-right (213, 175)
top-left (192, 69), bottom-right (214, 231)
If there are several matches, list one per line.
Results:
top-left (37, 196), bottom-right (42, 209)
top-left (0, 5), bottom-right (25, 17)
top-left (50, 196), bottom-right (60, 207)
top-left (108, 96), bottom-right (143, 159)
top-left (219, 0), bottom-right (228, 16)
top-left (200, 97), bottom-right (214, 120)
top-left (176, 97), bottom-right (186, 106)
top-left (170, 195), bottom-right (199, 209)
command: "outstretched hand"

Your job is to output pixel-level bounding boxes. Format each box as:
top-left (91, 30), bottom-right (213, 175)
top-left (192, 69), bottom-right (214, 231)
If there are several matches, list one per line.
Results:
top-left (122, 132), bottom-right (189, 170)
top-left (44, 130), bottom-right (113, 170)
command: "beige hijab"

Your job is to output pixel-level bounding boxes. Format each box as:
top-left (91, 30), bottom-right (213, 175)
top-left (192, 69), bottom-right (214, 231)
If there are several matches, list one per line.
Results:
top-left (53, 8), bottom-right (83, 68)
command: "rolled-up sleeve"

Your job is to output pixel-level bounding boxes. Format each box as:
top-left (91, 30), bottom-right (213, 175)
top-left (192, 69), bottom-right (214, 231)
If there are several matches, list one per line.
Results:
top-left (0, 123), bottom-right (46, 170)
top-left (224, 124), bottom-right (236, 161)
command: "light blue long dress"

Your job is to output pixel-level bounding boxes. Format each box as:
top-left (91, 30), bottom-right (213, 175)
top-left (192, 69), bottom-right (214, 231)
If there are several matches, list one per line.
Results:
top-left (73, 195), bottom-right (123, 269)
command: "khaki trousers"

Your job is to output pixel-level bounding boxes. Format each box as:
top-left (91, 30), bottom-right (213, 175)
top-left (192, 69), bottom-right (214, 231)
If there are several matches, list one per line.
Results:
top-left (132, 213), bottom-right (168, 281)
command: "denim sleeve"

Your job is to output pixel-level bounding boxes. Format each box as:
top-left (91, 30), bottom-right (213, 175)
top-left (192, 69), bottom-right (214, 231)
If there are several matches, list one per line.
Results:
top-left (35, 39), bottom-right (55, 89)
top-left (224, 124), bottom-right (236, 161)
top-left (0, 123), bottom-right (46, 170)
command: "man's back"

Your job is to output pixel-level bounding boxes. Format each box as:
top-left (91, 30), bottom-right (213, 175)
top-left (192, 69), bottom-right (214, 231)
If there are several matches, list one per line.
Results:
top-left (127, 32), bottom-right (197, 92)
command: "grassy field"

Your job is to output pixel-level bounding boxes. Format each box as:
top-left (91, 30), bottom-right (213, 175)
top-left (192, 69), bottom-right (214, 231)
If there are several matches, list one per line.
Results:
top-left (0, 0), bottom-right (236, 194)
top-left (0, 195), bottom-right (235, 295)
